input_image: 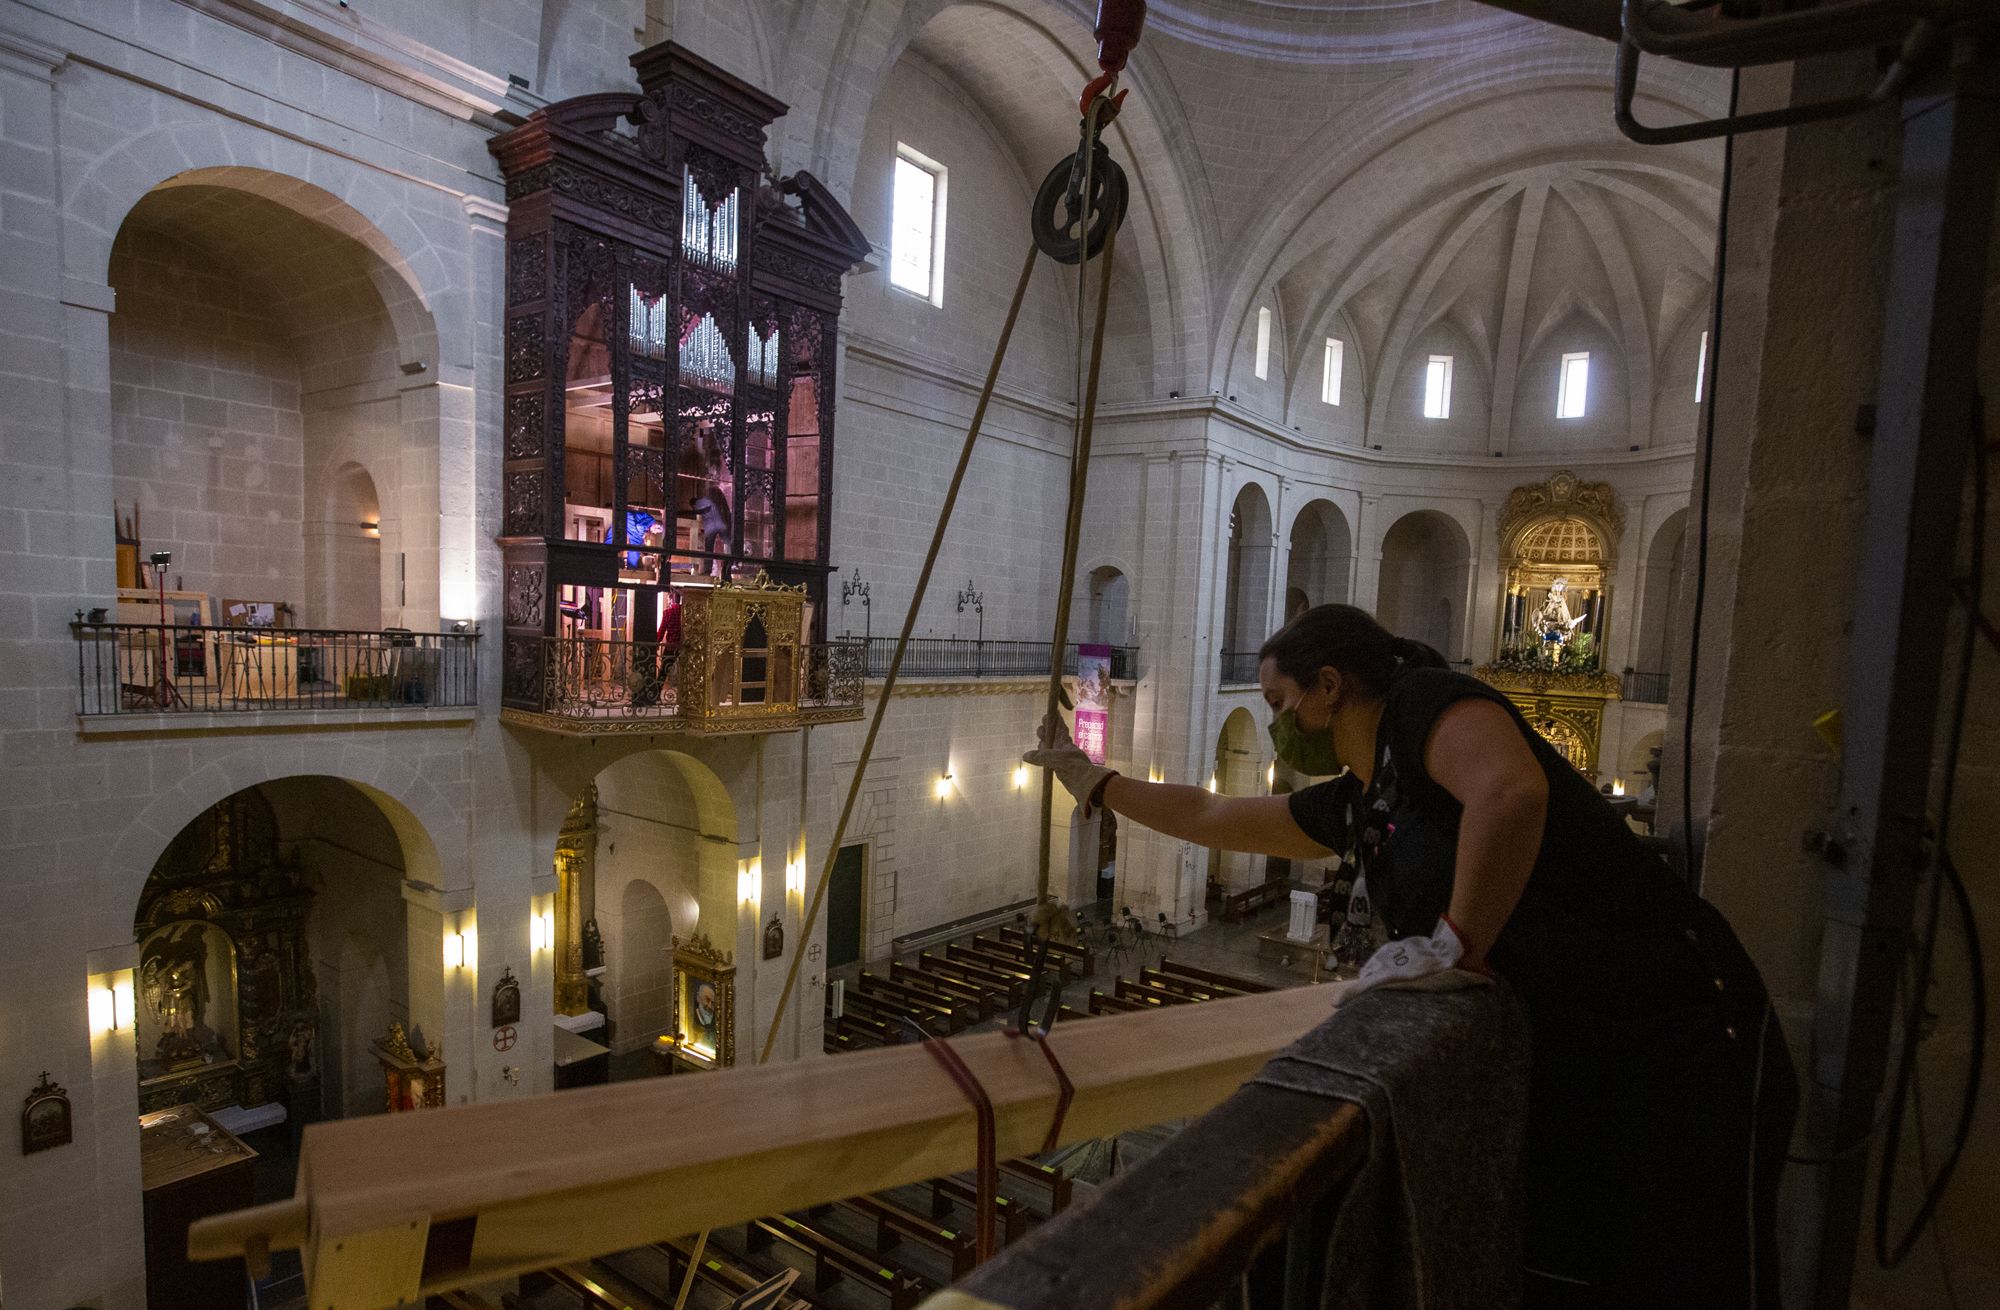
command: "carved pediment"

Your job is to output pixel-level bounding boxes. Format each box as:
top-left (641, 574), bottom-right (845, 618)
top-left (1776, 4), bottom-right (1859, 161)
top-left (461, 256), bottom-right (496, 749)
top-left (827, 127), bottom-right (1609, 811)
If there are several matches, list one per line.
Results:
top-left (1499, 470), bottom-right (1624, 555)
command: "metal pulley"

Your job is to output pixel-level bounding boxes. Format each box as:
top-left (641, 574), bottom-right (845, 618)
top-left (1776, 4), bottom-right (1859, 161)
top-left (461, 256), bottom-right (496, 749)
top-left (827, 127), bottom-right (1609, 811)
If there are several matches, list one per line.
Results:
top-left (1030, 112), bottom-right (1130, 265)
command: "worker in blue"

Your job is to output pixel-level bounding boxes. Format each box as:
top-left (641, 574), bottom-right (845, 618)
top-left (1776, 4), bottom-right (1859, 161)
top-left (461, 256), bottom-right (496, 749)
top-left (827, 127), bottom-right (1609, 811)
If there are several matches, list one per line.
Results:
top-left (1027, 603), bottom-right (1795, 1309)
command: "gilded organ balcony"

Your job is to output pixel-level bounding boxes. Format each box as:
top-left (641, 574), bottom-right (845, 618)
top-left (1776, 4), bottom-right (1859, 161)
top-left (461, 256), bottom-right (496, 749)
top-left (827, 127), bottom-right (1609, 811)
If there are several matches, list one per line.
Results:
top-left (501, 575), bottom-right (864, 737)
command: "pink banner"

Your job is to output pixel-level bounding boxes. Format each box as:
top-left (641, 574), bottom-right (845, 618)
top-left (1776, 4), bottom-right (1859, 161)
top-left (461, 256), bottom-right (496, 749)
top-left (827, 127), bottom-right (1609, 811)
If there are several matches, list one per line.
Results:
top-left (1074, 644), bottom-right (1112, 765)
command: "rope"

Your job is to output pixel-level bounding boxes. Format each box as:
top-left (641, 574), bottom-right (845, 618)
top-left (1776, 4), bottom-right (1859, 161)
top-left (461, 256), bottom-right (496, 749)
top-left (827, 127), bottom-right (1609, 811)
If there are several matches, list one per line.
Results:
top-left (1036, 103), bottom-right (1120, 902)
top-left (922, 1036), bottom-right (1000, 1264)
top-left (758, 244), bottom-right (1042, 1063)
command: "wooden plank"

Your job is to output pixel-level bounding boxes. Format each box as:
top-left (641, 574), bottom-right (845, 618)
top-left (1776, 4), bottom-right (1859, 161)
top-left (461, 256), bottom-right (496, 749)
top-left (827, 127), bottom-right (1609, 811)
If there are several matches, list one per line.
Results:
top-left (190, 987), bottom-right (1336, 1307)
top-left (1089, 990), bottom-right (1148, 1015)
top-left (948, 944), bottom-right (1033, 982)
top-left (996, 1161), bottom-right (1072, 1215)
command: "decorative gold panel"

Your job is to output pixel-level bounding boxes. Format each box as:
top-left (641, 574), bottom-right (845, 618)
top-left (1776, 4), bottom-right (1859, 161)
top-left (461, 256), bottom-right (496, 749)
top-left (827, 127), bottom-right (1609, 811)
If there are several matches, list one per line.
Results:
top-left (667, 932), bottom-right (736, 1070)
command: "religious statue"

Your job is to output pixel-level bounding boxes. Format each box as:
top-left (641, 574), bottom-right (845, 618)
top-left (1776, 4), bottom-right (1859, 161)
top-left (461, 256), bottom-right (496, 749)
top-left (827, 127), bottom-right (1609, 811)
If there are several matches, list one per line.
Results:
top-left (1534, 577), bottom-right (1587, 654)
top-left (138, 921), bottom-right (230, 1072)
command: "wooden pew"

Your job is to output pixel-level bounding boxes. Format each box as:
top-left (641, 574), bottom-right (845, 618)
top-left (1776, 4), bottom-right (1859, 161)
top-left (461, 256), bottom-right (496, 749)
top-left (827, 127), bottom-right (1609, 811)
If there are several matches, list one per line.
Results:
top-left (541, 1260), bottom-right (666, 1308)
top-left (1158, 957), bottom-right (1275, 994)
top-left (971, 933), bottom-right (1083, 984)
top-left (843, 991), bottom-right (920, 1031)
top-left (925, 1177), bottom-right (1032, 1245)
top-left (1116, 976), bottom-right (1193, 1008)
top-left (746, 1214), bottom-right (927, 1310)
top-left (825, 1031), bottom-right (858, 1054)
top-left (1218, 876), bottom-right (1292, 922)
top-left (432, 1290), bottom-right (502, 1310)
top-left (998, 927), bottom-right (1095, 976)
top-left (998, 1160), bottom-right (1073, 1216)
top-left (835, 1194), bottom-right (977, 1281)
top-left (890, 961), bottom-right (997, 1020)
top-left (920, 951), bottom-right (1025, 1007)
top-left (947, 942), bottom-right (1034, 983)
top-left (1140, 967), bottom-right (1227, 1001)
top-left (1088, 989), bottom-right (1148, 1016)
top-left (657, 1236), bottom-right (810, 1309)
top-left (858, 972), bottom-right (975, 1034)
top-left (838, 1013), bottom-right (895, 1047)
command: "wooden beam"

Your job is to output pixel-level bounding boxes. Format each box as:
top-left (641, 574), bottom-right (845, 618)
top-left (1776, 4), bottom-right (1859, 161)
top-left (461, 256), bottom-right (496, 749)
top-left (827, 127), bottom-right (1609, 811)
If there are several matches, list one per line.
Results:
top-left (190, 986), bottom-right (1338, 1309)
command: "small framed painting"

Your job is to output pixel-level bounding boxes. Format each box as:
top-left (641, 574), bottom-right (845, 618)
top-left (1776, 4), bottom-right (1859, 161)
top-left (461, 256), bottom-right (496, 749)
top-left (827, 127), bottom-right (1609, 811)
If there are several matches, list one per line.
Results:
top-left (21, 1073), bottom-right (71, 1155)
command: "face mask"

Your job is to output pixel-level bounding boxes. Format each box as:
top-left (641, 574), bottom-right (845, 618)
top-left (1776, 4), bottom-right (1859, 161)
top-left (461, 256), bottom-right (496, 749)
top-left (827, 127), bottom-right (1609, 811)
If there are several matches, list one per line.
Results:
top-left (1269, 703), bottom-right (1342, 777)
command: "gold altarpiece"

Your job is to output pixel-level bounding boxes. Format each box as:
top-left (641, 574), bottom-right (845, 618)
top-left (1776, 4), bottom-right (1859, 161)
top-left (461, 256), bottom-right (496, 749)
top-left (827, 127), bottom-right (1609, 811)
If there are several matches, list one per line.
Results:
top-left (133, 790), bottom-right (319, 1115)
top-left (554, 786), bottom-right (597, 1017)
top-left (1476, 471), bottom-right (1624, 777)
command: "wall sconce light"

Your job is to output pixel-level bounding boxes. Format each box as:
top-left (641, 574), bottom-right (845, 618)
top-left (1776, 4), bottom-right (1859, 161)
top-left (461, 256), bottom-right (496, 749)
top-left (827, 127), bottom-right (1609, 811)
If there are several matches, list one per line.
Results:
top-left (739, 863), bottom-right (761, 904)
top-left (361, 521), bottom-right (381, 538)
top-left (443, 931), bottom-right (466, 969)
top-left (1012, 764), bottom-right (1029, 790)
top-left (786, 857), bottom-right (805, 896)
top-left (1267, 762), bottom-right (1276, 789)
top-left (1206, 774), bottom-right (1219, 793)
top-left (90, 972), bottom-right (135, 1035)
top-left (936, 773), bottom-right (954, 800)
top-left (531, 911), bottom-right (554, 952)
top-left (451, 620), bottom-right (470, 634)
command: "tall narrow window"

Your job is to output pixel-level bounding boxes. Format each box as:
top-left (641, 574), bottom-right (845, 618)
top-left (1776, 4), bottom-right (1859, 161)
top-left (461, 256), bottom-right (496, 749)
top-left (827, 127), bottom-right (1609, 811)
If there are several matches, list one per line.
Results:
top-left (1422, 355), bottom-right (1453, 419)
top-left (1694, 329), bottom-right (1709, 403)
top-left (1322, 338), bottom-right (1344, 405)
top-left (891, 147), bottom-right (946, 304)
top-left (1254, 307), bottom-right (1272, 380)
top-left (1557, 352), bottom-right (1590, 419)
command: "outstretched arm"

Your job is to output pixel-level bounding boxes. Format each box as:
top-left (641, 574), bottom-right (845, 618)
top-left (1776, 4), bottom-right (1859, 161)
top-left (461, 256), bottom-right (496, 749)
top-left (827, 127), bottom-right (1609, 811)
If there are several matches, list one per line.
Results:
top-left (1097, 777), bottom-right (1333, 860)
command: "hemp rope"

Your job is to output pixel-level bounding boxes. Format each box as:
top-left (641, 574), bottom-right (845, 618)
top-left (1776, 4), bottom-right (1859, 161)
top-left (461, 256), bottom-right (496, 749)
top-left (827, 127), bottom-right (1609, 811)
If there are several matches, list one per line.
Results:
top-left (757, 107), bottom-right (1124, 1063)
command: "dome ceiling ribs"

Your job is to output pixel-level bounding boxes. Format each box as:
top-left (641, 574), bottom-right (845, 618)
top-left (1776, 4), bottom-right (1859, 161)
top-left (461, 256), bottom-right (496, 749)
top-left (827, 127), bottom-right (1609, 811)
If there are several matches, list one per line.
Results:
top-left (1364, 182), bottom-right (1522, 444)
top-left (1485, 180), bottom-right (1550, 456)
top-left (1556, 178), bottom-right (1655, 444)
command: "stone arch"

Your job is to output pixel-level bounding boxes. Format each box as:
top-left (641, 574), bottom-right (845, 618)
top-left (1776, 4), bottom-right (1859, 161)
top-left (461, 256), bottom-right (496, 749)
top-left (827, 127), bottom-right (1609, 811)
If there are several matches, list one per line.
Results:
top-left (67, 132), bottom-right (450, 358)
top-left (1210, 706), bottom-right (1266, 890)
top-left (1377, 509), bottom-right (1473, 660)
top-left (103, 750), bottom-right (455, 955)
top-left (1083, 564), bottom-right (1132, 647)
top-left (1286, 498), bottom-right (1354, 610)
top-left (785, 0), bottom-right (1212, 394)
top-left (1634, 507), bottom-right (1690, 687)
top-left (103, 162), bottom-right (451, 627)
top-left (1223, 482), bottom-right (1276, 654)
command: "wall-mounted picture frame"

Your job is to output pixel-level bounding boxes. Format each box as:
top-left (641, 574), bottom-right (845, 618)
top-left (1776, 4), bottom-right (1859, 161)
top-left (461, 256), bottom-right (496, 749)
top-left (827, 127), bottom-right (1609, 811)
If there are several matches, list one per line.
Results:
top-left (670, 933), bottom-right (736, 1070)
top-left (492, 966), bottom-right (522, 1028)
top-left (21, 1072), bottom-right (72, 1155)
top-left (762, 914), bottom-right (785, 961)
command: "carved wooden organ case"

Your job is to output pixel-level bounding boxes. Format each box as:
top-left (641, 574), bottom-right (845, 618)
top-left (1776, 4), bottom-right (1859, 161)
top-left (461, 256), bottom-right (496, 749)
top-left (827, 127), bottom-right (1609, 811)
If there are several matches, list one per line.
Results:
top-left (490, 43), bottom-right (870, 715)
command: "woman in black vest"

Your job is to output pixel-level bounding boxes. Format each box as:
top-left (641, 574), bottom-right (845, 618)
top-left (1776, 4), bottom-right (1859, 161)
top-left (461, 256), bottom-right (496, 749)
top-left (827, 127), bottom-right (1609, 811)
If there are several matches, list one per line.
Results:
top-left (1026, 603), bottom-right (1795, 1308)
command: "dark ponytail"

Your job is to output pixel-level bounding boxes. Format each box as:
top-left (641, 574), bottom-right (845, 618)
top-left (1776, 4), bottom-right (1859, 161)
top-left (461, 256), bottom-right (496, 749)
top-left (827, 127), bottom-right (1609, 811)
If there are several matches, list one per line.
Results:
top-left (1257, 604), bottom-right (1448, 698)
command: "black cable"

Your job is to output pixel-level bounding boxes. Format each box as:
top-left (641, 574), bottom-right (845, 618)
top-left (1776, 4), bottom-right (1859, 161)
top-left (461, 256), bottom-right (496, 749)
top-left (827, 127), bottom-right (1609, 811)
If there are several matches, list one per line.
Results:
top-left (1680, 68), bottom-right (1741, 896)
top-left (1873, 406), bottom-right (1990, 1269)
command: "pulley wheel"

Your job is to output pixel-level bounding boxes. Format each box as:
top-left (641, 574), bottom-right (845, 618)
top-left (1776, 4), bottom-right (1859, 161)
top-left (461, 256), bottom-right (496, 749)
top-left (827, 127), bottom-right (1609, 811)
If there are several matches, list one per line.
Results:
top-left (1031, 143), bottom-right (1129, 265)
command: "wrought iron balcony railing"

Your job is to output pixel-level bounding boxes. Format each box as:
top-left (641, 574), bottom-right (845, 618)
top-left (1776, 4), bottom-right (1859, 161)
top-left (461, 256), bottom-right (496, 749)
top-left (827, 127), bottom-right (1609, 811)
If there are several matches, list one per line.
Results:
top-left (519, 635), bottom-right (865, 734)
top-left (1219, 649), bottom-right (1261, 685)
top-left (854, 637), bottom-right (1138, 681)
top-left (1623, 669), bottom-right (1671, 703)
top-left (71, 622), bottom-right (478, 716)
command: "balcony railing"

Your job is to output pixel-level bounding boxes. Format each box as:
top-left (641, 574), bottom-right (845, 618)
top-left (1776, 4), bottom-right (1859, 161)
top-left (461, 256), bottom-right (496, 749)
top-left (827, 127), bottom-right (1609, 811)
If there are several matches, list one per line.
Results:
top-left (1623, 669), bottom-right (1671, 703)
top-left (72, 622), bottom-right (478, 716)
top-left (856, 637), bottom-right (1138, 681)
top-left (1219, 649), bottom-right (1260, 685)
top-left (523, 635), bottom-right (865, 733)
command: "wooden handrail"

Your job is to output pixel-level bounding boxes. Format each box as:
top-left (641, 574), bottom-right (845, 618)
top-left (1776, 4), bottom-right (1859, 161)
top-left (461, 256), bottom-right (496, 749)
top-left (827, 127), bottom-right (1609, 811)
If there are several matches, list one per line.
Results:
top-left (188, 985), bottom-right (1338, 1310)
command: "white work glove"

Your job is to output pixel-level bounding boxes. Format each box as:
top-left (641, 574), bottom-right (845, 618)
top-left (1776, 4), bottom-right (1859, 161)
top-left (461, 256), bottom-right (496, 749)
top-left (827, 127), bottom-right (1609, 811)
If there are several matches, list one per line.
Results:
top-left (1329, 917), bottom-right (1489, 1005)
top-left (1023, 713), bottom-right (1117, 817)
